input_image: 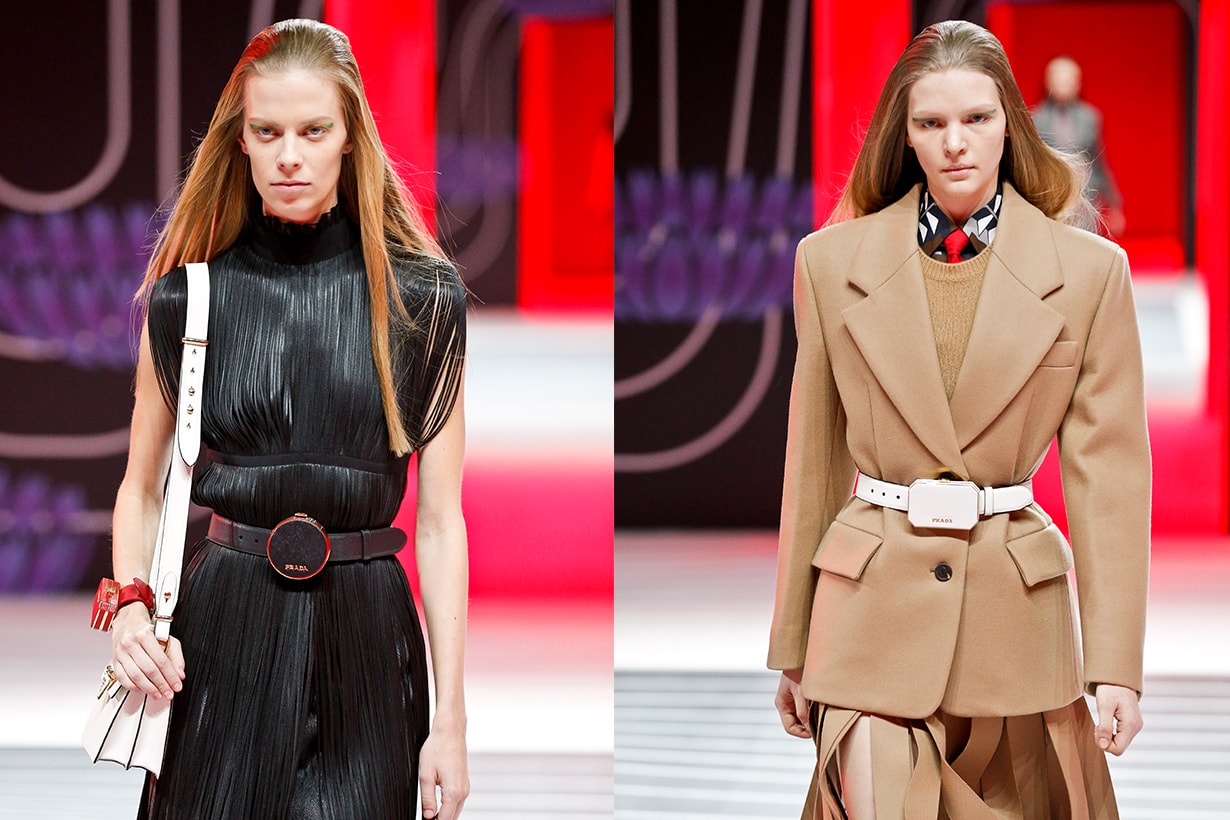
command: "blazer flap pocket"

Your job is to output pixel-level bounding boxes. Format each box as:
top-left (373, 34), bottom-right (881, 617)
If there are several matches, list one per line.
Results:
top-left (1005, 523), bottom-right (1074, 586)
top-left (812, 521), bottom-right (883, 581)
top-left (1039, 340), bottom-right (1078, 368)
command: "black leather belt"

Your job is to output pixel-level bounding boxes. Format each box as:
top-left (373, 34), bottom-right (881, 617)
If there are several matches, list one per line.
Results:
top-left (208, 514), bottom-right (406, 580)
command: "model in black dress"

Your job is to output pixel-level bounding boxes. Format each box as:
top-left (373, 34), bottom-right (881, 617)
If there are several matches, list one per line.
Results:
top-left (136, 206), bottom-right (463, 818)
top-left (108, 19), bottom-right (471, 820)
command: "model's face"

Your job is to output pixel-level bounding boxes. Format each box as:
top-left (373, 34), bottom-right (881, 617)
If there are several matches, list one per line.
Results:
top-left (906, 68), bottom-right (1006, 225)
top-left (240, 69), bottom-right (351, 224)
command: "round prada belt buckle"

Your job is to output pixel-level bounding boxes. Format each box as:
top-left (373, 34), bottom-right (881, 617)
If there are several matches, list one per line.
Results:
top-left (267, 514), bottom-right (330, 580)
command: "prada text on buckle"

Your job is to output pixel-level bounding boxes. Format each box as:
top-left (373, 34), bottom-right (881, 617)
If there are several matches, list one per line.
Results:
top-left (907, 479), bottom-right (980, 531)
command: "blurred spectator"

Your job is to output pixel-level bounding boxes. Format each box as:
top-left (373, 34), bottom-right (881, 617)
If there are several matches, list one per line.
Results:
top-left (1032, 56), bottom-right (1125, 236)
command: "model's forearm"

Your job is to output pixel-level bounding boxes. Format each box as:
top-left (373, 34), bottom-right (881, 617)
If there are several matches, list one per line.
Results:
top-left (111, 480), bottom-right (164, 582)
top-left (114, 324), bottom-right (177, 586)
top-left (416, 517), bottom-right (469, 728)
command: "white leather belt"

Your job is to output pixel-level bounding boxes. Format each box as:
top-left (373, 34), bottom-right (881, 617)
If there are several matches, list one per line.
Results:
top-left (853, 472), bottom-right (1033, 531)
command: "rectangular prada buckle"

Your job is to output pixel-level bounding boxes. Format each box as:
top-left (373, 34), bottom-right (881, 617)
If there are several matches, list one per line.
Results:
top-left (907, 479), bottom-right (979, 531)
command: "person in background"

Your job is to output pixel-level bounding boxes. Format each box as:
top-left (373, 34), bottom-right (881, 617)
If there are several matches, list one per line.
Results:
top-left (1032, 55), bottom-right (1126, 236)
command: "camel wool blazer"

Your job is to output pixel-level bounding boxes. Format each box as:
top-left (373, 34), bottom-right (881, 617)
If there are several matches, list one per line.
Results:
top-left (767, 183), bottom-right (1150, 719)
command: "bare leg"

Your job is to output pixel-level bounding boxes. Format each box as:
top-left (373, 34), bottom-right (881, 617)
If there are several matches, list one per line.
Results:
top-left (836, 714), bottom-right (876, 819)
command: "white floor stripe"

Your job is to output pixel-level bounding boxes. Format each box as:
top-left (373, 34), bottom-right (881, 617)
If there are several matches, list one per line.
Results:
top-left (616, 671), bottom-right (1230, 817)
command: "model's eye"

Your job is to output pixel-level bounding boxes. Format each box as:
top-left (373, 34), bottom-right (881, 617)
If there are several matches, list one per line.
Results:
top-left (968, 114), bottom-right (989, 124)
top-left (251, 125), bottom-right (277, 139)
top-left (917, 119), bottom-right (940, 129)
top-left (305, 125), bottom-right (329, 137)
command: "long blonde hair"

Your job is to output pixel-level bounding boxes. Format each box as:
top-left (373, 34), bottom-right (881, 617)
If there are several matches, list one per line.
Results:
top-left (830, 20), bottom-right (1092, 226)
top-left (140, 18), bottom-right (443, 455)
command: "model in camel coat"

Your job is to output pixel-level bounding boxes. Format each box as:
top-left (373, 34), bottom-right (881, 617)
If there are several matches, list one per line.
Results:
top-left (767, 182), bottom-right (1150, 719)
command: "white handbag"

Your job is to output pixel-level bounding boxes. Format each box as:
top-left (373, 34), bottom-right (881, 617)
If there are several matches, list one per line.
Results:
top-left (82, 262), bottom-right (210, 776)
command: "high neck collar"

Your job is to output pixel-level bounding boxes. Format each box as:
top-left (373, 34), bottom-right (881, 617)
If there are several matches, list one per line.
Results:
top-left (245, 203), bottom-right (360, 265)
top-left (918, 183), bottom-right (1002, 262)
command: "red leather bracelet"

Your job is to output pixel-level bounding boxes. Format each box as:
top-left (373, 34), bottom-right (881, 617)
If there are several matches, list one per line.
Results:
top-left (118, 578), bottom-right (155, 613)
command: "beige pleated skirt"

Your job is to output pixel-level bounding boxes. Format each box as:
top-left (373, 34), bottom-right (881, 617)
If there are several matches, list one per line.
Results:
top-left (802, 700), bottom-right (1118, 819)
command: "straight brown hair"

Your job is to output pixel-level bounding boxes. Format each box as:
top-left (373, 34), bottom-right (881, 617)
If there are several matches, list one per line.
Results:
top-left (140, 18), bottom-right (445, 455)
top-left (830, 20), bottom-right (1094, 227)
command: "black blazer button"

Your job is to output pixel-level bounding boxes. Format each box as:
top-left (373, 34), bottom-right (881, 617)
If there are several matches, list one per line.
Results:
top-left (934, 562), bottom-right (953, 582)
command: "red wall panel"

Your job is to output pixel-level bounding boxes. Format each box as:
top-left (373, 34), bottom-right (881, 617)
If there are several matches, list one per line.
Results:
top-left (986, 1), bottom-right (1187, 270)
top-left (811, 0), bottom-right (911, 224)
top-left (1195, 0), bottom-right (1230, 530)
top-left (517, 17), bottom-right (614, 311)
top-left (990, 0), bottom-right (1228, 532)
top-left (324, 0), bottom-right (437, 228)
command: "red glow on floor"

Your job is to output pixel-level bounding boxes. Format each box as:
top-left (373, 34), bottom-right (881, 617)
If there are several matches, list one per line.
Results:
top-left (396, 452), bottom-right (613, 601)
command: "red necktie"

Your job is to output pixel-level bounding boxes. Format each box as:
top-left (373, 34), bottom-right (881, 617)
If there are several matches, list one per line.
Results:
top-left (943, 228), bottom-right (969, 263)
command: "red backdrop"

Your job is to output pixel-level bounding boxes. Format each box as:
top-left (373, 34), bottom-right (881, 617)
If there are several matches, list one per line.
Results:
top-left (987, 1), bottom-right (1188, 271)
top-left (518, 16), bottom-right (615, 312)
top-left (987, 1), bottom-right (1227, 533)
top-left (811, 0), bottom-right (912, 225)
top-left (1193, 0), bottom-right (1230, 532)
top-left (325, 0), bottom-right (438, 227)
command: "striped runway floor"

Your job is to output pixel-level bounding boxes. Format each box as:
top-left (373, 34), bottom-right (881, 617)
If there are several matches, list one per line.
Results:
top-left (616, 531), bottom-right (1230, 819)
top-left (615, 672), bottom-right (1230, 819)
top-left (0, 592), bottom-right (614, 820)
top-left (0, 749), bottom-right (612, 820)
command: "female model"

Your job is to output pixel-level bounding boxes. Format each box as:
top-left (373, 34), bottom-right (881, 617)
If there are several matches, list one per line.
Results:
top-left (769, 20), bottom-right (1148, 819)
top-left (107, 19), bottom-right (469, 819)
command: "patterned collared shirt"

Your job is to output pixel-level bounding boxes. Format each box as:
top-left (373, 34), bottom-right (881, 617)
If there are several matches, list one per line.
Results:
top-left (918, 184), bottom-right (1003, 262)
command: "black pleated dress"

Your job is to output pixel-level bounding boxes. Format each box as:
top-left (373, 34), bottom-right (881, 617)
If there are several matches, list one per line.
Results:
top-left (137, 205), bottom-right (465, 820)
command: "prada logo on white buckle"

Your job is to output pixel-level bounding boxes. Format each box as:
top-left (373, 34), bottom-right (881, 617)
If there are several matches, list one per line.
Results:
top-left (907, 479), bottom-right (980, 531)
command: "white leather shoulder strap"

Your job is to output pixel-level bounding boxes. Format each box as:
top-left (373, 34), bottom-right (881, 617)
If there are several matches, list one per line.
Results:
top-left (150, 262), bottom-right (209, 642)
top-left (178, 263), bottom-right (210, 466)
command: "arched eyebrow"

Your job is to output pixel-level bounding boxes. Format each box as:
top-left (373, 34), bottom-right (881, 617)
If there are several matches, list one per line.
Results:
top-left (910, 106), bottom-right (999, 123)
top-left (246, 117), bottom-right (337, 129)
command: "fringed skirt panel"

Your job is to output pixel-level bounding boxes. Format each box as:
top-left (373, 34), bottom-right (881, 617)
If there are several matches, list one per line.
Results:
top-left (803, 700), bottom-right (1118, 820)
top-left (138, 540), bottom-right (430, 820)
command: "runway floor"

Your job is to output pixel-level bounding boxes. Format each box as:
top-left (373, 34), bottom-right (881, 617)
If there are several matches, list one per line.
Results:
top-left (0, 591), bottom-right (614, 820)
top-left (0, 591), bottom-right (614, 819)
top-left (0, 748), bottom-right (612, 820)
top-left (615, 531), bottom-right (1230, 819)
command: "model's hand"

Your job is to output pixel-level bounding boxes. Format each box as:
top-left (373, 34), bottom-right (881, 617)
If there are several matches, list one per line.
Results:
top-left (420, 723), bottom-right (469, 820)
top-left (1094, 683), bottom-right (1142, 755)
top-left (111, 604), bottom-right (185, 700)
top-left (774, 669), bottom-right (812, 739)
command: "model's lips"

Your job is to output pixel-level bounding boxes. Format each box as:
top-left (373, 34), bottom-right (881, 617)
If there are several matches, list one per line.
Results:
top-left (942, 165), bottom-right (974, 173)
top-left (272, 181), bottom-right (309, 189)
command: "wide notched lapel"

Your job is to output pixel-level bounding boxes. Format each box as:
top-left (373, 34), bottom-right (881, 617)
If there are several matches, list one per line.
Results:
top-left (948, 185), bottom-right (1065, 449)
top-left (841, 189), bottom-right (968, 475)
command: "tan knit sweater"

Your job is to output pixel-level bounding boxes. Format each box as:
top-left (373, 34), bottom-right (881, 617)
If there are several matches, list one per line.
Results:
top-left (919, 247), bottom-right (992, 400)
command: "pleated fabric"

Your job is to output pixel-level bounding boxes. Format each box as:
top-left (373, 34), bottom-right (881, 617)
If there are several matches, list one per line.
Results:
top-left (146, 206), bottom-right (467, 532)
top-left (803, 701), bottom-right (1118, 820)
top-left (137, 541), bottom-right (429, 819)
top-left (136, 205), bottom-right (463, 817)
